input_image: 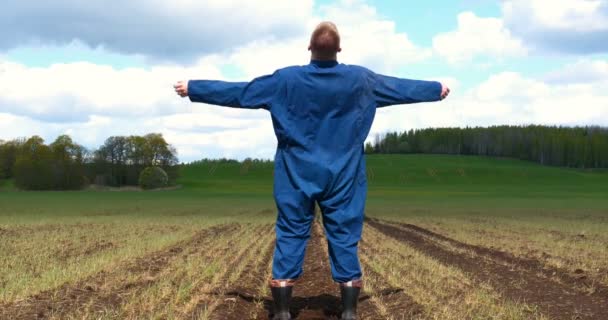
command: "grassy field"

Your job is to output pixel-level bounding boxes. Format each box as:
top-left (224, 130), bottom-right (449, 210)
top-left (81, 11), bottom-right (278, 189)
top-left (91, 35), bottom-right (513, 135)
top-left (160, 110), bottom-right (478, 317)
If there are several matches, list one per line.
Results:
top-left (0, 154), bottom-right (607, 319)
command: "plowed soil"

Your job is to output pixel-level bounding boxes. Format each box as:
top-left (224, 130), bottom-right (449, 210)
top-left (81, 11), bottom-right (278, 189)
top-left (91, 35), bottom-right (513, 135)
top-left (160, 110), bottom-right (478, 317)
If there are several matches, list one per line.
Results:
top-left (6, 218), bottom-right (601, 319)
top-left (209, 222), bottom-right (414, 319)
top-left (367, 218), bottom-right (608, 320)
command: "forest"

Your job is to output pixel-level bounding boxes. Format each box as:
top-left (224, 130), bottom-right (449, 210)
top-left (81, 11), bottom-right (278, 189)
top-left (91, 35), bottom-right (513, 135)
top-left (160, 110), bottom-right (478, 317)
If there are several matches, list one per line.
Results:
top-left (0, 133), bottom-right (178, 190)
top-left (3, 125), bottom-right (608, 191)
top-left (365, 125), bottom-right (608, 168)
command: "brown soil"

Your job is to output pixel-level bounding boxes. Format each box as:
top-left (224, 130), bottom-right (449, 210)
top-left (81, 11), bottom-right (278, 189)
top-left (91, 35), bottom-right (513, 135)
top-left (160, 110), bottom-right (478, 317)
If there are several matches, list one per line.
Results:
top-left (210, 222), bottom-right (391, 319)
top-left (367, 218), bottom-right (608, 320)
top-left (56, 239), bottom-right (117, 262)
top-left (0, 224), bottom-right (239, 319)
top-left (390, 221), bottom-right (608, 297)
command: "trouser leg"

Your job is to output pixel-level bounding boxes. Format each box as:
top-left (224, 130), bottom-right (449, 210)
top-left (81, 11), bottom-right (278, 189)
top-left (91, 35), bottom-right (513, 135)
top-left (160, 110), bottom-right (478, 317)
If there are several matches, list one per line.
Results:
top-left (318, 177), bottom-right (366, 283)
top-left (271, 180), bottom-right (314, 320)
top-left (272, 188), bottom-right (315, 281)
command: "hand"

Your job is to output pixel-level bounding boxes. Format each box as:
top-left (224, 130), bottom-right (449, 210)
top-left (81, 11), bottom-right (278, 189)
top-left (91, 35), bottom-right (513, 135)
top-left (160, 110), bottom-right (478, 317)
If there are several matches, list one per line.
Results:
top-left (174, 81), bottom-right (188, 98)
top-left (440, 83), bottom-right (450, 100)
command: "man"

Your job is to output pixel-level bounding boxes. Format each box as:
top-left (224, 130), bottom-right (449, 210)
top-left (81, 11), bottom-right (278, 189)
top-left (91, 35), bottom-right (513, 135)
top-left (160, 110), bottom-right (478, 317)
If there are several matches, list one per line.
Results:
top-left (175, 22), bottom-right (450, 320)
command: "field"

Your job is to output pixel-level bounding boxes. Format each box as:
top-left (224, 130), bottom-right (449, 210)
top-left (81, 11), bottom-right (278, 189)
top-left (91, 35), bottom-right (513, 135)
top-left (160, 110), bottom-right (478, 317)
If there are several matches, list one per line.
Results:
top-left (0, 154), bottom-right (607, 319)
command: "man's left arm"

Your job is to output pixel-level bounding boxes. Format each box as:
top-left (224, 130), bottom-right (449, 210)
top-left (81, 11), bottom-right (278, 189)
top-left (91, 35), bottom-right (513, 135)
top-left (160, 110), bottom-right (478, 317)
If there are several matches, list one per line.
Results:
top-left (372, 73), bottom-right (450, 108)
top-left (175, 72), bottom-right (280, 110)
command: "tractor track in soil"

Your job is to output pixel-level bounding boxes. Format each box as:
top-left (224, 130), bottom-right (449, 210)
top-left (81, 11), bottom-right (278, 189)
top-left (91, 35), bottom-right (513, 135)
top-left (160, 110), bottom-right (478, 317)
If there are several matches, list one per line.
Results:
top-left (366, 218), bottom-right (608, 320)
top-left (0, 223), bottom-right (240, 320)
top-left (390, 221), bottom-right (608, 297)
top-left (212, 221), bottom-right (420, 319)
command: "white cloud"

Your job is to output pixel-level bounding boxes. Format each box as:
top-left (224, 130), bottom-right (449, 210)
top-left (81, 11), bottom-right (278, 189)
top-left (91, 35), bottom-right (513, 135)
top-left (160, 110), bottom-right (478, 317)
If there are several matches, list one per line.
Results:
top-left (502, 0), bottom-right (608, 54)
top-left (318, 0), bottom-right (431, 72)
top-left (432, 12), bottom-right (527, 64)
top-left (0, 59), bottom-right (225, 122)
top-left (224, 0), bottom-right (431, 77)
top-left (0, 0), bottom-right (437, 161)
top-left (504, 0), bottom-right (608, 32)
top-left (544, 59), bottom-right (608, 84)
top-left (5, 1), bottom-right (607, 162)
top-left (368, 69), bottom-right (608, 143)
top-left (0, 0), bottom-right (313, 62)
top-left (3, 61), bottom-right (608, 162)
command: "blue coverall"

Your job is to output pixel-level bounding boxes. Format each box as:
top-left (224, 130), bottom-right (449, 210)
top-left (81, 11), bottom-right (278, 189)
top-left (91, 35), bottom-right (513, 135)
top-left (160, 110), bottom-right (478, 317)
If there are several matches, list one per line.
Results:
top-left (188, 60), bottom-right (442, 283)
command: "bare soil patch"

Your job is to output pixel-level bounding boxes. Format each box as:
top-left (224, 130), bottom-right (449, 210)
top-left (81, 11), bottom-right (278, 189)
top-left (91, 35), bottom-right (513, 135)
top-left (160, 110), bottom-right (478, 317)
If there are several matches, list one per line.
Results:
top-left (367, 218), bottom-right (608, 320)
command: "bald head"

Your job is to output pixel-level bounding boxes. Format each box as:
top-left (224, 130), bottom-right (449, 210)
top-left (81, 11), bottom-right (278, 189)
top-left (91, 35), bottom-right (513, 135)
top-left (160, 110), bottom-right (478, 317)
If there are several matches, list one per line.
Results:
top-left (308, 21), bottom-right (341, 60)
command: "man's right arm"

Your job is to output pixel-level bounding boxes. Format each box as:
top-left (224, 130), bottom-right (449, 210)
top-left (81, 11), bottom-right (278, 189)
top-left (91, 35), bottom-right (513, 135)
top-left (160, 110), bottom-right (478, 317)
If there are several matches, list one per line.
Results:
top-left (174, 72), bottom-right (281, 110)
top-left (372, 73), bottom-right (449, 108)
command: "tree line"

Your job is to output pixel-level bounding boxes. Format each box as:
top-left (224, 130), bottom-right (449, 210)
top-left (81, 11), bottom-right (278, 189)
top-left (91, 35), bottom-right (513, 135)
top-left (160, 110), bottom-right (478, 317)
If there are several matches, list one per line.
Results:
top-left (0, 133), bottom-right (178, 190)
top-left (365, 125), bottom-right (608, 168)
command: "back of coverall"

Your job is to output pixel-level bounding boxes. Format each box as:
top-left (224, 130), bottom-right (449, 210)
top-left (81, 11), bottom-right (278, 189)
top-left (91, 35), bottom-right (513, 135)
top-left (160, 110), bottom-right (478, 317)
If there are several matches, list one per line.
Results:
top-left (188, 60), bottom-right (442, 283)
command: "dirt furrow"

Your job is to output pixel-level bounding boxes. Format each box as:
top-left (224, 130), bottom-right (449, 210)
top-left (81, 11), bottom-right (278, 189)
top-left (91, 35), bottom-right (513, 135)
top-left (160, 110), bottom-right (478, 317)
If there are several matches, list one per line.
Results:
top-left (389, 220), bottom-right (608, 297)
top-left (285, 222), bottom-right (341, 319)
top-left (367, 219), bottom-right (608, 320)
top-left (359, 242), bottom-right (425, 320)
top-left (207, 222), bottom-right (341, 319)
top-left (0, 224), bottom-right (239, 320)
top-left (210, 221), bottom-right (388, 319)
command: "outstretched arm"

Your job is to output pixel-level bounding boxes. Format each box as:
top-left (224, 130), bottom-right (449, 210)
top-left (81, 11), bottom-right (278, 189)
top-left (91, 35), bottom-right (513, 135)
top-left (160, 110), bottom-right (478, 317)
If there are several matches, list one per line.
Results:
top-left (174, 72), bottom-right (280, 110)
top-left (372, 73), bottom-right (450, 108)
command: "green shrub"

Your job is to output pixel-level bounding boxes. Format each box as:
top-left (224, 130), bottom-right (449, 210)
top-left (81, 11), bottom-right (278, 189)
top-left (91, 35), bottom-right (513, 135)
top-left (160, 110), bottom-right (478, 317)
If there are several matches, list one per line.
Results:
top-left (138, 166), bottom-right (168, 190)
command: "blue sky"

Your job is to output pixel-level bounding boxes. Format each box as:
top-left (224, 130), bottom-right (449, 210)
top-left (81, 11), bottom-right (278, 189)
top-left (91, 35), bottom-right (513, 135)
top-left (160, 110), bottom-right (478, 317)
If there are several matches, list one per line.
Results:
top-left (1, 0), bottom-right (607, 161)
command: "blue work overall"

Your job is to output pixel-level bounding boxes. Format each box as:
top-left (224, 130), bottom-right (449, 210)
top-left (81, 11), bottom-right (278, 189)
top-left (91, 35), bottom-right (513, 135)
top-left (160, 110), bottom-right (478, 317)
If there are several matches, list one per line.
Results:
top-left (188, 60), bottom-right (441, 283)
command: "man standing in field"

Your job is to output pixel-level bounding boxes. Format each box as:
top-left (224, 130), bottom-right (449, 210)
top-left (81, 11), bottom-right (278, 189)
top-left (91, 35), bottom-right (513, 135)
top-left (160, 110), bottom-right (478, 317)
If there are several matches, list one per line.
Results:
top-left (175, 22), bottom-right (450, 320)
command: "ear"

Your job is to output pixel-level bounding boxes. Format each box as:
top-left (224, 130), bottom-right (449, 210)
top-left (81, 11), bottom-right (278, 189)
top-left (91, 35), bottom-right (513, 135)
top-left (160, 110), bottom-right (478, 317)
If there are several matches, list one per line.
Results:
top-left (308, 44), bottom-right (312, 51)
top-left (337, 47), bottom-right (342, 53)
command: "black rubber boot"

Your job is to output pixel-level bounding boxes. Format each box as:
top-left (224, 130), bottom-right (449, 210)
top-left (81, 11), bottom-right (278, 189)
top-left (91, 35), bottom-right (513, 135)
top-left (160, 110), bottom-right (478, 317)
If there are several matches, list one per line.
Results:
top-left (271, 286), bottom-right (292, 320)
top-left (340, 285), bottom-right (360, 320)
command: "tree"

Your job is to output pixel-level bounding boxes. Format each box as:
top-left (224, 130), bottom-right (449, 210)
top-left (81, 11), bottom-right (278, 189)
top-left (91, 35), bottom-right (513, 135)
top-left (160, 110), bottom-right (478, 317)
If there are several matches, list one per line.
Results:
top-left (139, 166), bottom-right (169, 190)
top-left (90, 133), bottom-right (179, 186)
top-left (366, 125), bottom-right (608, 169)
top-left (50, 135), bottom-right (87, 189)
top-left (0, 138), bottom-right (24, 179)
top-left (14, 136), bottom-right (54, 190)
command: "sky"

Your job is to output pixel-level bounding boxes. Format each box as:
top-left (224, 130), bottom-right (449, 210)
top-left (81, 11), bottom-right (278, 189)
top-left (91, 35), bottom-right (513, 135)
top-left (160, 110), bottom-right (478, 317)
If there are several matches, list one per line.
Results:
top-left (1, 0), bottom-right (608, 162)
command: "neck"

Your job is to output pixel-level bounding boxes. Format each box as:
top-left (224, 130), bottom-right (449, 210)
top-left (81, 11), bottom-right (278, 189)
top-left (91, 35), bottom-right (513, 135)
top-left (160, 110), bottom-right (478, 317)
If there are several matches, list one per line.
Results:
top-left (311, 53), bottom-right (337, 61)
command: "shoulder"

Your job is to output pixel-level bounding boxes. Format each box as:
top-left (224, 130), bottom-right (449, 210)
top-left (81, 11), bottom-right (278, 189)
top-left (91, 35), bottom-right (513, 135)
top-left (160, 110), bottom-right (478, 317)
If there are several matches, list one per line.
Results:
top-left (338, 64), bottom-right (377, 86)
top-left (276, 65), bottom-right (307, 74)
top-left (340, 64), bottom-right (374, 74)
top-left (339, 64), bottom-right (377, 82)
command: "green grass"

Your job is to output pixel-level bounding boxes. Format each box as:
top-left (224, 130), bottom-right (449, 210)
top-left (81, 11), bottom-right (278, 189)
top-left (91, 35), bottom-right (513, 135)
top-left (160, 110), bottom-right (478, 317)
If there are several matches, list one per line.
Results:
top-left (1, 154), bottom-right (607, 221)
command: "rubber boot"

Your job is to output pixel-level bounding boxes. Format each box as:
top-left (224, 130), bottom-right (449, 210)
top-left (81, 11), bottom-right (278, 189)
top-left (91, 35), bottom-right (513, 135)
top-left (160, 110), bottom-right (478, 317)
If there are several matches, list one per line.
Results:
top-left (270, 280), bottom-right (294, 320)
top-left (340, 280), bottom-right (362, 320)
